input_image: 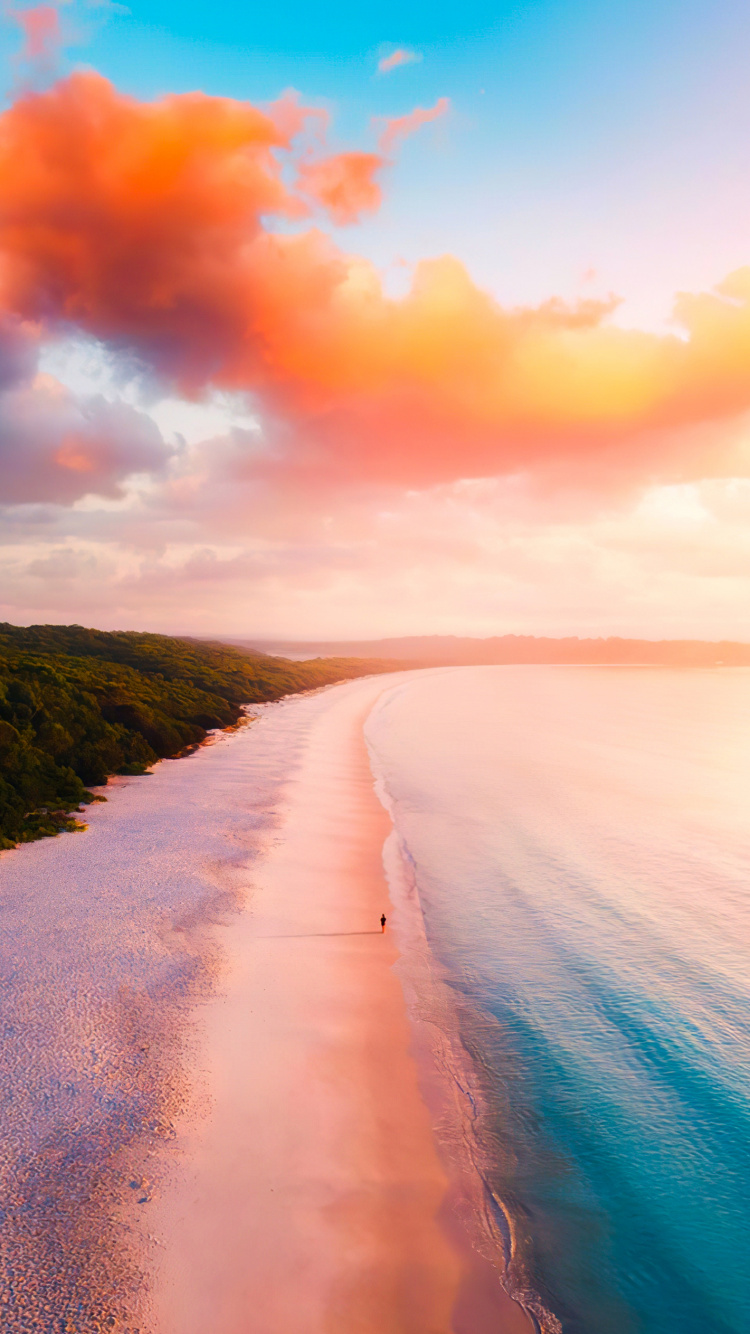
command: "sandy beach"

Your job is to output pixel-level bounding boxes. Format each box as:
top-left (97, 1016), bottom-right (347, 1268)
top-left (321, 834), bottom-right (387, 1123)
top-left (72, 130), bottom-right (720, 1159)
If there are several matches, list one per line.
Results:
top-left (0, 670), bottom-right (532, 1332)
top-left (146, 674), bottom-right (533, 1334)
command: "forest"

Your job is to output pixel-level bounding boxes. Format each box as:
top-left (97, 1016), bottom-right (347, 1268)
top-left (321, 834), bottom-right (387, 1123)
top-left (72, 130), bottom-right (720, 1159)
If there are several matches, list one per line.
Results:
top-left (0, 623), bottom-right (389, 848)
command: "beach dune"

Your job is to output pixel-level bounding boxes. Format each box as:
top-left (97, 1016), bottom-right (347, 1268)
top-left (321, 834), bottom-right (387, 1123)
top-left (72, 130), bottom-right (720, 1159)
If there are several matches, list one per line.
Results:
top-left (148, 676), bottom-right (531, 1333)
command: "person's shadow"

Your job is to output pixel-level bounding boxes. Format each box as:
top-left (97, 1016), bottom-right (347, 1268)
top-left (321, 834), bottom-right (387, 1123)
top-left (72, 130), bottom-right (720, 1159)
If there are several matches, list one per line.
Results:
top-left (261, 930), bottom-right (382, 938)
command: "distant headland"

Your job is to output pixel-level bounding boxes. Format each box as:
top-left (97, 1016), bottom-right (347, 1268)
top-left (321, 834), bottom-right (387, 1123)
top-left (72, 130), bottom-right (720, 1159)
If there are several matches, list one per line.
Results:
top-left (231, 634), bottom-right (750, 668)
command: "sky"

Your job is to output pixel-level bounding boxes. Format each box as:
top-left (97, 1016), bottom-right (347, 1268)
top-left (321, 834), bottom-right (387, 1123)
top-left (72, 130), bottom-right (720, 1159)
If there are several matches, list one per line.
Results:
top-left (1, 0), bottom-right (750, 639)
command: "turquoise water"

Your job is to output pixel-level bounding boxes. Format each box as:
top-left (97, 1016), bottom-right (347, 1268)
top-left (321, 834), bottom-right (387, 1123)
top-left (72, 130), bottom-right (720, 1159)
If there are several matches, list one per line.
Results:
top-left (366, 667), bottom-right (750, 1334)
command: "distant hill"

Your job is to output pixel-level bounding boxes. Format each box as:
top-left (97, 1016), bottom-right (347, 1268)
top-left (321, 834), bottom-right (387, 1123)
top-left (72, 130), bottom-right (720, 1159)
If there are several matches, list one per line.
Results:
top-left (236, 634), bottom-right (750, 667)
top-left (0, 623), bottom-right (395, 849)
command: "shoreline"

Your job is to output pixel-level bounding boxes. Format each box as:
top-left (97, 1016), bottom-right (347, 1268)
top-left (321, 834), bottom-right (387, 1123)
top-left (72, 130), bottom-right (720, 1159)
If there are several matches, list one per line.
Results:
top-left (367, 707), bottom-right (554, 1334)
top-left (377, 826), bottom-right (557, 1334)
top-left (146, 673), bottom-right (534, 1333)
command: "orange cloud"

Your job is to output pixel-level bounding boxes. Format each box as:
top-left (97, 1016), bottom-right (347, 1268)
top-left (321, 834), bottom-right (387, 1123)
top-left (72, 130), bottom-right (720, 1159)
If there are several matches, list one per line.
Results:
top-left (0, 72), bottom-right (305, 381)
top-left (3, 75), bottom-right (750, 495)
top-left (376, 96), bottom-right (450, 154)
top-left (377, 48), bottom-right (421, 74)
top-left (297, 152), bottom-right (384, 224)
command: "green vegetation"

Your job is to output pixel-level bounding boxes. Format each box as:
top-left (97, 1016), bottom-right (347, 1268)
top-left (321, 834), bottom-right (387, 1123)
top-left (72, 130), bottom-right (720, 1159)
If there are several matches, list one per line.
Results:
top-left (0, 623), bottom-right (391, 850)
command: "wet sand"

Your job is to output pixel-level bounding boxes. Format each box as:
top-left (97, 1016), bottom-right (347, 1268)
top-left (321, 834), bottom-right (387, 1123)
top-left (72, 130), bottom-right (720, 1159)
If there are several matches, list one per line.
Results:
top-left (147, 675), bottom-right (533, 1334)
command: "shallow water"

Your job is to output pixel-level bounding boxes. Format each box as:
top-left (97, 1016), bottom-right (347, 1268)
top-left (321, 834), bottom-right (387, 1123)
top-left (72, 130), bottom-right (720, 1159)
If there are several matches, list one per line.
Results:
top-left (366, 666), bottom-right (750, 1334)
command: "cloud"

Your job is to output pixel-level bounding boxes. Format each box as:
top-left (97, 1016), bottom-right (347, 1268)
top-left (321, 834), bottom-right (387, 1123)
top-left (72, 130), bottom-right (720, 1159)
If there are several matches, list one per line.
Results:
top-left (265, 87), bottom-right (329, 143)
top-left (376, 96), bottom-right (449, 154)
top-left (9, 4), bottom-right (60, 57)
top-left (3, 75), bottom-right (750, 639)
top-left (297, 151), bottom-right (384, 225)
top-left (377, 48), bottom-right (422, 75)
top-left (0, 72), bottom-right (308, 378)
top-left (0, 375), bottom-right (171, 503)
top-left (0, 316), bottom-right (171, 503)
top-left (7, 4), bottom-right (64, 85)
top-left (6, 470), bottom-right (750, 640)
top-left (0, 313), bottom-right (37, 389)
top-left (3, 73), bottom-right (750, 511)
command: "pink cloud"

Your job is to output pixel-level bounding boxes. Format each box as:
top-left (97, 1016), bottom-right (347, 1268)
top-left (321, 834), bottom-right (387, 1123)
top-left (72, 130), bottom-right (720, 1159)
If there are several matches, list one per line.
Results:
top-left (0, 380), bottom-right (170, 503)
top-left (376, 96), bottom-right (449, 154)
top-left (0, 318), bottom-right (171, 504)
top-left (377, 48), bottom-right (421, 74)
top-left (8, 4), bottom-right (63, 83)
top-left (265, 88), bottom-right (329, 143)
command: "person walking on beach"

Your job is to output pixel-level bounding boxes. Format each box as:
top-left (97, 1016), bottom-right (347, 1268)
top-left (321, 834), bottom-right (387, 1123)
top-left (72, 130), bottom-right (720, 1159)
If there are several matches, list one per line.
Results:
top-left (380, 913), bottom-right (387, 933)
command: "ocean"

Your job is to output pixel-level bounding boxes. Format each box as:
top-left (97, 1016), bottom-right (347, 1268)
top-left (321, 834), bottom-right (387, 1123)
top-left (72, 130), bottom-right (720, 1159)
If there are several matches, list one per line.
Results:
top-left (365, 666), bottom-right (750, 1334)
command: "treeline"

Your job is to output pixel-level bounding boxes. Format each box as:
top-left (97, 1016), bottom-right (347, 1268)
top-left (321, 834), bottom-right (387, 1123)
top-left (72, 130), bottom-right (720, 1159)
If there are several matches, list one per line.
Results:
top-left (0, 623), bottom-right (391, 849)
